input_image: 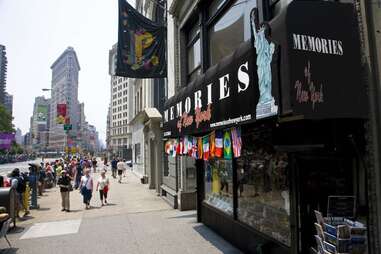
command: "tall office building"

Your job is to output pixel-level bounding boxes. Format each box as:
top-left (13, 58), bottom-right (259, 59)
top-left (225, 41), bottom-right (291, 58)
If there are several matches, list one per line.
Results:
top-left (48, 47), bottom-right (80, 152)
top-left (4, 92), bottom-right (13, 116)
top-left (31, 96), bottom-right (50, 152)
top-left (0, 45), bottom-right (7, 104)
top-left (108, 44), bottom-right (132, 158)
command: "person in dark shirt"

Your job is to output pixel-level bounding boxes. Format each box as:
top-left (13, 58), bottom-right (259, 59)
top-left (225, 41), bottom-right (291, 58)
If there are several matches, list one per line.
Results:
top-left (57, 170), bottom-right (72, 212)
top-left (111, 158), bottom-right (118, 179)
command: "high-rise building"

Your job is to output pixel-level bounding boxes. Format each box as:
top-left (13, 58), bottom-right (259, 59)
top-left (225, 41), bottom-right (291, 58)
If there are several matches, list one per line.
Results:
top-left (30, 96), bottom-right (50, 152)
top-left (15, 128), bottom-right (23, 145)
top-left (4, 92), bottom-right (13, 116)
top-left (0, 45), bottom-right (7, 104)
top-left (48, 47), bottom-right (80, 152)
top-left (108, 44), bottom-right (132, 159)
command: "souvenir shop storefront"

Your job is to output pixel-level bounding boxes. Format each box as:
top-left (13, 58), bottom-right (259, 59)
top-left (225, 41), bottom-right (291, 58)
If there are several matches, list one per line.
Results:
top-left (163, 1), bottom-right (370, 254)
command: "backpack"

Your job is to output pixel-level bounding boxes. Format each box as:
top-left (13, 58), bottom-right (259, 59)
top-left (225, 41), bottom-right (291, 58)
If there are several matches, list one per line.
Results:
top-left (13, 176), bottom-right (26, 193)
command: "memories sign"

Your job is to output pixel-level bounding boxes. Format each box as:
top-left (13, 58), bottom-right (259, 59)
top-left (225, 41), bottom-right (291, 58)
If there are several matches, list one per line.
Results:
top-left (163, 42), bottom-right (279, 137)
top-left (287, 1), bottom-right (367, 119)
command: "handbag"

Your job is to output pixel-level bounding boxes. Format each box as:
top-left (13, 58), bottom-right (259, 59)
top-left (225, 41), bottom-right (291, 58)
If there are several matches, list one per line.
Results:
top-left (103, 185), bottom-right (109, 193)
top-left (67, 184), bottom-right (73, 192)
top-left (80, 177), bottom-right (90, 195)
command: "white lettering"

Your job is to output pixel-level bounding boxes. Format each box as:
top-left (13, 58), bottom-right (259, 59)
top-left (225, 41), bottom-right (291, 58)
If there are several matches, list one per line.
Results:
top-left (164, 110), bottom-right (168, 123)
top-left (185, 97), bottom-right (191, 113)
top-left (293, 34), bottom-right (301, 50)
top-left (170, 106), bottom-right (174, 120)
top-left (237, 62), bottom-right (250, 93)
top-left (207, 83), bottom-right (213, 105)
top-left (194, 90), bottom-right (202, 109)
top-left (219, 74), bottom-right (230, 100)
top-left (176, 101), bottom-right (182, 117)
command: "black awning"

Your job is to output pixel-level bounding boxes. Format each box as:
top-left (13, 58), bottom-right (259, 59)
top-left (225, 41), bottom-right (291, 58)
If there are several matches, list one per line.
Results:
top-left (163, 41), bottom-right (269, 138)
top-left (163, 1), bottom-right (367, 138)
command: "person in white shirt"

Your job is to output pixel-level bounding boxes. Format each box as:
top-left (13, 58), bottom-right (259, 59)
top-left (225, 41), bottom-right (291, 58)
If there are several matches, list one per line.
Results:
top-left (79, 168), bottom-right (93, 209)
top-left (96, 170), bottom-right (110, 206)
top-left (116, 159), bottom-right (125, 183)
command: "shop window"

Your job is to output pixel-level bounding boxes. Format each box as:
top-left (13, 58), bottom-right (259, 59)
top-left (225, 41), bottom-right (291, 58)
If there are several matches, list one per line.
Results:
top-left (208, 0), bottom-right (256, 66)
top-left (204, 158), bottom-right (233, 215)
top-left (236, 134), bottom-right (291, 246)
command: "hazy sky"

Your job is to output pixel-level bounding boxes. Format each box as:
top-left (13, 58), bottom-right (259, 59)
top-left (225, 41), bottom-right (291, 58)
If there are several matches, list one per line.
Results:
top-left (0, 0), bottom-right (134, 142)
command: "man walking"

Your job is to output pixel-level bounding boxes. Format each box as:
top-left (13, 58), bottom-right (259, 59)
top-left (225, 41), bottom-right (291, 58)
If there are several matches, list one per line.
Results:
top-left (111, 157), bottom-right (118, 179)
top-left (57, 170), bottom-right (71, 212)
top-left (117, 158), bottom-right (125, 183)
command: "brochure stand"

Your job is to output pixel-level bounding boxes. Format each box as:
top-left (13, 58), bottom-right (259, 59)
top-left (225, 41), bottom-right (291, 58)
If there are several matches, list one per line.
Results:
top-left (313, 210), bottom-right (367, 254)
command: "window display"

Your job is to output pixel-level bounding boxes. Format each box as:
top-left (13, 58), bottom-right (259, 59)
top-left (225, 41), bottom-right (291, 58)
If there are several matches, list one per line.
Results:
top-left (204, 158), bottom-right (233, 215)
top-left (236, 134), bottom-right (291, 246)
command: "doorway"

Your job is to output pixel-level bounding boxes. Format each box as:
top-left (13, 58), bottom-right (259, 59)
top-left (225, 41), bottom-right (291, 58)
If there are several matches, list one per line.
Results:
top-left (294, 154), bottom-right (355, 253)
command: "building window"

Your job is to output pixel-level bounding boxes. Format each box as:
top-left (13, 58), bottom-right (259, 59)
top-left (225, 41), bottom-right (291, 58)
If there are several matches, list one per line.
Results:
top-left (236, 131), bottom-right (291, 246)
top-left (208, 0), bottom-right (256, 66)
top-left (186, 22), bottom-right (201, 83)
top-left (204, 158), bottom-right (233, 216)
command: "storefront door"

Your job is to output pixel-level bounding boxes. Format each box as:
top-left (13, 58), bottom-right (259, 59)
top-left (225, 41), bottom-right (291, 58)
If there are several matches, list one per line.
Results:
top-left (294, 154), bottom-right (354, 253)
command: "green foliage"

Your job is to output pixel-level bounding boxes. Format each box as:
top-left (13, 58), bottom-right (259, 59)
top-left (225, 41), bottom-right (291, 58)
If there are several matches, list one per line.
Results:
top-left (10, 141), bottom-right (23, 154)
top-left (0, 104), bottom-right (14, 132)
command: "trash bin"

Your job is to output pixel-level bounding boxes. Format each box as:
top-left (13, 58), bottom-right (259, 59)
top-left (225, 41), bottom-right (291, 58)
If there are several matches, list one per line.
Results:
top-left (0, 187), bottom-right (17, 228)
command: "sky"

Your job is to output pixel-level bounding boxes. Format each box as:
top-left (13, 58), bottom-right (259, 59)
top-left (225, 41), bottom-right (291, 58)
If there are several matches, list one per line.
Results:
top-left (0, 0), bottom-right (134, 143)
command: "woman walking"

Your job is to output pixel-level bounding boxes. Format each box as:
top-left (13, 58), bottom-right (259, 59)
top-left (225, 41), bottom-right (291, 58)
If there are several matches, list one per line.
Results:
top-left (57, 170), bottom-right (72, 212)
top-left (79, 168), bottom-right (93, 209)
top-left (96, 170), bottom-right (110, 206)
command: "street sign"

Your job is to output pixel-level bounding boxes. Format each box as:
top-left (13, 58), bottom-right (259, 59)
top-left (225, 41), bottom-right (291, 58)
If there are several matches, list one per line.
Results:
top-left (64, 124), bottom-right (72, 131)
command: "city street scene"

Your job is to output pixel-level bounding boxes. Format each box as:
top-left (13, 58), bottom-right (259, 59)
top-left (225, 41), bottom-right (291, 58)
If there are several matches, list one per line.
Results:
top-left (0, 0), bottom-right (380, 253)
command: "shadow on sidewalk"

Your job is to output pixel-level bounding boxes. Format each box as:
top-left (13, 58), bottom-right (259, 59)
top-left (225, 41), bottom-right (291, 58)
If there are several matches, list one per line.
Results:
top-left (193, 225), bottom-right (241, 254)
top-left (8, 226), bottom-right (25, 234)
top-left (0, 247), bottom-right (18, 254)
top-left (167, 212), bottom-right (196, 220)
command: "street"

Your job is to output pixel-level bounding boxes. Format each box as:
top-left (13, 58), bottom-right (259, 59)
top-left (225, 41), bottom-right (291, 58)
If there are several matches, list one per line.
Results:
top-left (1, 169), bottom-right (241, 254)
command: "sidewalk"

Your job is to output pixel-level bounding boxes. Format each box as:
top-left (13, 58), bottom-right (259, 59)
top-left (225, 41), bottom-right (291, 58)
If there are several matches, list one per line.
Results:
top-left (2, 170), bottom-right (241, 254)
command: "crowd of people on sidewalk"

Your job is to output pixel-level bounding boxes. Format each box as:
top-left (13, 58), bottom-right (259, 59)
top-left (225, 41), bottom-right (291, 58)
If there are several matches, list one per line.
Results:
top-left (1, 155), bottom-right (131, 219)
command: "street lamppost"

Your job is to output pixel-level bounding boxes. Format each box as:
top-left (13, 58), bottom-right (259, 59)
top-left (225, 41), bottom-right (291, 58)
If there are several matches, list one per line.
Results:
top-left (42, 88), bottom-right (70, 155)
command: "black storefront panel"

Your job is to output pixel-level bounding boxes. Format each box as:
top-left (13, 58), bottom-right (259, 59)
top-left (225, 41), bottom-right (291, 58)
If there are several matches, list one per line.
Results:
top-left (164, 1), bottom-right (368, 254)
top-left (163, 42), bottom-right (272, 138)
top-left (285, 1), bottom-right (367, 119)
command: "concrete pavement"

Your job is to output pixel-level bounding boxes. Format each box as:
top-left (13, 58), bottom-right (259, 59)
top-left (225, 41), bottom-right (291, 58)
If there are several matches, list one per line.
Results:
top-left (1, 169), bottom-right (241, 254)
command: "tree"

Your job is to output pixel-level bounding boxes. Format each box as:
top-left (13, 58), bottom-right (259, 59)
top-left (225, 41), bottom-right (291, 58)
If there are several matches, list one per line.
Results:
top-left (0, 104), bottom-right (14, 132)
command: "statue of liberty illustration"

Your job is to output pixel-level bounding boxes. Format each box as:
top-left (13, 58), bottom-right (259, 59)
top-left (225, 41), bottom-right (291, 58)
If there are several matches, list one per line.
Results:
top-left (250, 8), bottom-right (278, 118)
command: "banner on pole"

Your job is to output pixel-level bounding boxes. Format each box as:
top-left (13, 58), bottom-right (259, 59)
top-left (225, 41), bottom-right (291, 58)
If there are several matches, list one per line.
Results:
top-left (36, 105), bottom-right (48, 124)
top-left (56, 104), bottom-right (67, 124)
top-left (116, 0), bottom-right (166, 78)
top-left (0, 133), bottom-right (15, 150)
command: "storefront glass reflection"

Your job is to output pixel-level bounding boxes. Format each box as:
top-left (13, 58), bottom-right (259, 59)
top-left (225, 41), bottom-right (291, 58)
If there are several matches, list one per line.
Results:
top-left (236, 136), bottom-right (291, 246)
top-left (204, 158), bottom-right (233, 215)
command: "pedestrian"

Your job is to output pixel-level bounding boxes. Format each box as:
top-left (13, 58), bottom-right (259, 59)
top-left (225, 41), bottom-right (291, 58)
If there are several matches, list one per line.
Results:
top-left (74, 161), bottom-right (83, 189)
top-left (103, 156), bottom-right (108, 167)
top-left (123, 159), bottom-right (128, 178)
top-left (57, 170), bottom-right (72, 212)
top-left (117, 158), bottom-right (125, 183)
top-left (79, 168), bottom-right (93, 209)
top-left (96, 170), bottom-right (110, 206)
top-left (92, 157), bottom-right (97, 173)
top-left (9, 168), bottom-right (27, 217)
top-left (111, 157), bottom-right (118, 179)
top-left (38, 166), bottom-right (46, 196)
